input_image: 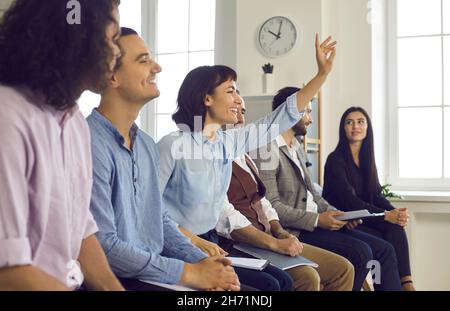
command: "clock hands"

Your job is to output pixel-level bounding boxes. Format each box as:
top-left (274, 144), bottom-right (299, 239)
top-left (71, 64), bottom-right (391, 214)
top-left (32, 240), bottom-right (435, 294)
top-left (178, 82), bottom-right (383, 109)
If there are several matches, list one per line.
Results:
top-left (277, 20), bottom-right (283, 37)
top-left (268, 30), bottom-right (281, 39)
top-left (266, 20), bottom-right (283, 42)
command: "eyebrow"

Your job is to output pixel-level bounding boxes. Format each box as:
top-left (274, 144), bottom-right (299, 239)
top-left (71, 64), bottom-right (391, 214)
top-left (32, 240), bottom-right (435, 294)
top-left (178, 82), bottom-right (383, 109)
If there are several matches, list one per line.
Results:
top-left (227, 85), bottom-right (236, 91)
top-left (346, 118), bottom-right (366, 121)
top-left (135, 53), bottom-right (150, 61)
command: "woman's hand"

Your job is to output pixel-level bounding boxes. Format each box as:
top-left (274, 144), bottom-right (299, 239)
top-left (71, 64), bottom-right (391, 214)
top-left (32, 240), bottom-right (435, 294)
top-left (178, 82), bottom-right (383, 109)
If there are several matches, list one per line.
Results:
top-left (316, 33), bottom-right (337, 76)
top-left (192, 236), bottom-right (228, 257)
top-left (384, 208), bottom-right (409, 227)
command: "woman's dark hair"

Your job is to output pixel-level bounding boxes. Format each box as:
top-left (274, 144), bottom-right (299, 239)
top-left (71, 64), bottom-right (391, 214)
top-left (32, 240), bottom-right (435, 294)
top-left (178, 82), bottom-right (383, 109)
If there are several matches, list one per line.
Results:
top-left (172, 65), bottom-right (237, 132)
top-left (336, 107), bottom-right (380, 202)
top-left (0, 0), bottom-right (120, 110)
top-left (272, 87), bottom-right (300, 112)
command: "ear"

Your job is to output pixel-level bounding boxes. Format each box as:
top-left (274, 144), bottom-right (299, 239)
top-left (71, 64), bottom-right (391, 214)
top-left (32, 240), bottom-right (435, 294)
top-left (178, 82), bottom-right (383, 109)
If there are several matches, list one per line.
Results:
top-left (204, 94), bottom-right (213, 108)
top-left (108, 72), bottom-right (120, 89)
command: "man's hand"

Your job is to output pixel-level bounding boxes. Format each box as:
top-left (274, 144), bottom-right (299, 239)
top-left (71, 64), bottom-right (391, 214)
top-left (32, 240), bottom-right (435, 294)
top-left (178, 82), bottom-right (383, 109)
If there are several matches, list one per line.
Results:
top-left (272, 229), bottom-right (293, 240)
top-left (181, 256), bottom-right (240, 291)
top-left (318, 211), bottom-right (347, 231)
top-left (315, 33), bottom-right (337, 76)
top-left (274, 235), bottom-right (303, 257)
top-left (346, 219), bottom-right (363, 230)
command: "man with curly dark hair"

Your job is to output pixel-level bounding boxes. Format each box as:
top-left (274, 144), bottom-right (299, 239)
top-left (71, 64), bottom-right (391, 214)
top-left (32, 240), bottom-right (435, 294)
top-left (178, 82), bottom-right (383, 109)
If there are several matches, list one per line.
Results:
top-left (0, 0), bottom-right (124, 290)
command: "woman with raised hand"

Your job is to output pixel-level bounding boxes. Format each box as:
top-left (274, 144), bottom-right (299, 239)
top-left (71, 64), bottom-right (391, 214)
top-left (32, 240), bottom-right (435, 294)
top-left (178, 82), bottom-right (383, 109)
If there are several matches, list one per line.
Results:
top-left (158, 35), bottom-right (337, 291)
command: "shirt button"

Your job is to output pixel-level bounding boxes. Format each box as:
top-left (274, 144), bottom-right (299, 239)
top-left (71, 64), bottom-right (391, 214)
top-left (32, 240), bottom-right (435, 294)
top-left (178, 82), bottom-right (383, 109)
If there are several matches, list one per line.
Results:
top-left (302, 198), bottom-right (307, 202)
top-left (134, 178), bottom-right (137, 183)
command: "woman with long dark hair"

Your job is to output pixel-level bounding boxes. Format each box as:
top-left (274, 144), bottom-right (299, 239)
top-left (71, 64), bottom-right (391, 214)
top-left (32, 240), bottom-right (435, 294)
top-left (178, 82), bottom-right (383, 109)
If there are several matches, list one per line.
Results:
top-left (323, 107), bottom-right (415, 291)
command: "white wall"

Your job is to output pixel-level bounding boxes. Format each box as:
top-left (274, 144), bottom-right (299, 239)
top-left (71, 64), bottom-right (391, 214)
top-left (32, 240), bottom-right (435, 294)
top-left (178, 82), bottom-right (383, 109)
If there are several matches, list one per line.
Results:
top-left (216, 0), bottom-right (374, 173)
top-left (216, 0), bottom-right (322, 95)
top-left (393, 197), bottom-right (450, 291)
top-left (321, 0), bottom-right (373, 172)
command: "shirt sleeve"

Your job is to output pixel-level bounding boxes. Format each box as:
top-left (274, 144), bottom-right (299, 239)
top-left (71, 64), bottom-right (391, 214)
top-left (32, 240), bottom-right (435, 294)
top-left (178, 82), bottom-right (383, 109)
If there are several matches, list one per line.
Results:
top-left (260, 197), bottom-right (279, 222)
top-left (161, 208), bottom-right (208, 263)
top-left (215, 197), bottom-right (252, 240)
top-left (89, 141), bottom-right (185, 284)
top-left (226, 93), bottom-right (304, 159)
top-left (83, 210), bottom-right (99, 239)
top-left (0, 111), bottom-right (33, 268)
top-left (157, 133), bottom-right (177, 193)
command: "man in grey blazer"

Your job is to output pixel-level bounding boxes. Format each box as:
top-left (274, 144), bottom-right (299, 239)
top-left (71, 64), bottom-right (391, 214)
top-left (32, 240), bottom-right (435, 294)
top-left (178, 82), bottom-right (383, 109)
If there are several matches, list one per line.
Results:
top-left (253, 87), bottom-right (401, 291)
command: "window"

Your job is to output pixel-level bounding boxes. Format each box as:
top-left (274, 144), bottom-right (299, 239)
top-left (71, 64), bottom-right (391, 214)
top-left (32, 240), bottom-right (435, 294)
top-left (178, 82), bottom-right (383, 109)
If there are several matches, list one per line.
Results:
top-left (78, 0), bottom-right (142, 125)
top-left (152, 0), bottom-right (216, 141)
top-left (389, 0), bottom-right (450, 189)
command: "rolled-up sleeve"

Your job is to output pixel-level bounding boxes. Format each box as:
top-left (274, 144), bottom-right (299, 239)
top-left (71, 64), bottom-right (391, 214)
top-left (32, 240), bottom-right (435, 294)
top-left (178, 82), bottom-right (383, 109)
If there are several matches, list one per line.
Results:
top-left (215, 197), bottom-right (252, 239)
top-left (161, 209), bottom-right (207, 264)
top-left (0, 114), bottom-right (33, 267)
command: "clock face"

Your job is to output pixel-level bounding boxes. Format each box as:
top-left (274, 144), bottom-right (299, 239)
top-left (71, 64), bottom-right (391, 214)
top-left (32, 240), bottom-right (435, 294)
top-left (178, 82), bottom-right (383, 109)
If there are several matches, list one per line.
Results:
top-left (258, 16), bottom-right (297, 58)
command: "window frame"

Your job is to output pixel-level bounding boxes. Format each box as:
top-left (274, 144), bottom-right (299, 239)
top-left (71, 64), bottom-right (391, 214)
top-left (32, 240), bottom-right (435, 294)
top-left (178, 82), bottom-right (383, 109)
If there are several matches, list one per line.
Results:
top-left (140, 0), bottom-right (216, 140)
top-left (387, 0), bottom-right (450, 190)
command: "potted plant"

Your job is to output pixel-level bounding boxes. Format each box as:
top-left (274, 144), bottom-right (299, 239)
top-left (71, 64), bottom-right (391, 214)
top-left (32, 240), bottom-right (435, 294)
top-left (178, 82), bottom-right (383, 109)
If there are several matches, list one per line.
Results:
top-left (262, 63), bottom-right (274, 94)
top-left (381, 184), bottom-right (403, 200)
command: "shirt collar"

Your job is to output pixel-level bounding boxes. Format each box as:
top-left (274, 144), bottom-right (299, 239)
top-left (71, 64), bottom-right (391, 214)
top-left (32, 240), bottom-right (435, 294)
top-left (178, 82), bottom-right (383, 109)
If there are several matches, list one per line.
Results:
top-left (191, 130), bottom-right (223, 146)
top-left (90, 108), bottom-right (139, 145)
top-left (276, 135), bottom-right (302, 151)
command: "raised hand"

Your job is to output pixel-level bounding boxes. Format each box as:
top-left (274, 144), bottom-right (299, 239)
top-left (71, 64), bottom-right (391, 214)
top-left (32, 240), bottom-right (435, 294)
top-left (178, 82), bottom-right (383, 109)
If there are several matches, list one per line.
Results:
top-left (315, 33), bottom-right (337, 76)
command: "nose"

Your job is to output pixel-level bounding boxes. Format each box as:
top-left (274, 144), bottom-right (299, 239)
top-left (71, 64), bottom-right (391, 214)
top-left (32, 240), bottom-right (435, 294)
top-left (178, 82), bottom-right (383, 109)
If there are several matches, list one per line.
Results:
top-left (152, 61), bottom-right (162, 74)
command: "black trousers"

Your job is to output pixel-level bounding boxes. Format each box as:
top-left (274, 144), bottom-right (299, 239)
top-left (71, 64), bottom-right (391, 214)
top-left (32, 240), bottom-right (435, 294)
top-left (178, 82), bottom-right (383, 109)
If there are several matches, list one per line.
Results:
top-left (356, 219), bottom-right (412, 279)
top-left (299, 228), bottom-right (401, 291)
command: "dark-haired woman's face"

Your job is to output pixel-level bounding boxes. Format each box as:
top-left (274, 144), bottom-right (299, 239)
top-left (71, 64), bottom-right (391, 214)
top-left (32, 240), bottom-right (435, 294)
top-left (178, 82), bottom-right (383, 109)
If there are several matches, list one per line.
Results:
top-left (204, 79), bottom-right (240, 126)
top-left (344, 111), bottom-right (368, 144)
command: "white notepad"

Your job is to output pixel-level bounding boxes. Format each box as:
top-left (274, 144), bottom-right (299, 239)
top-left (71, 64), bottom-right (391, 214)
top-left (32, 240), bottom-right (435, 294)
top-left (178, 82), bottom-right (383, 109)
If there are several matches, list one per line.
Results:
top-left (140, 279), bottom-right (197, 291)
top-left (334, 209), bottom-right (385, 221)
top-left (228, 256), bottom-right (269, 271)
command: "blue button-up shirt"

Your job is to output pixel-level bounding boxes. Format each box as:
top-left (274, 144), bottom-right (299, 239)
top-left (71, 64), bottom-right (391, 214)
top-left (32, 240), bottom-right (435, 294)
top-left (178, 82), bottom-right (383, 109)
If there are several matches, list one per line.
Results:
top-left (158, 93), bottom-right (303, 235)
top-left (87, 109), bottom-right (207, 284)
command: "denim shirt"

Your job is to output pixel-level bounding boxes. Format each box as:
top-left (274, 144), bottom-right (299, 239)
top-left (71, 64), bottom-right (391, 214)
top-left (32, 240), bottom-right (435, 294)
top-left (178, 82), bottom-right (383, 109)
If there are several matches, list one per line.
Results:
top-left (158, 93), bottom-right (303, 235)
top-left (87, 109), bottom-right (206, 284)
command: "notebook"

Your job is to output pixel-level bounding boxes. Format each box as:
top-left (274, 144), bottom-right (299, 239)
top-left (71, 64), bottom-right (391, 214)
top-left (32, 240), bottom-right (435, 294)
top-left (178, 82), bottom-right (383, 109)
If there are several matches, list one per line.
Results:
top-left (334, 209), bottom-right (385, 221)
top-left (228, 256), bottom-right (269, 271)
top-left (233, 243), bottom-right (318, 271)
top-left (139, 280), bottom-right (197, 291)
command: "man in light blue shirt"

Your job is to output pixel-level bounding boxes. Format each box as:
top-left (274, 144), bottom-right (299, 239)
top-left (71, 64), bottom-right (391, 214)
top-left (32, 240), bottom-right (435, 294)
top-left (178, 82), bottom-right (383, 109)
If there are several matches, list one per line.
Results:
top-left (87, 28), bottom-right (240, 291)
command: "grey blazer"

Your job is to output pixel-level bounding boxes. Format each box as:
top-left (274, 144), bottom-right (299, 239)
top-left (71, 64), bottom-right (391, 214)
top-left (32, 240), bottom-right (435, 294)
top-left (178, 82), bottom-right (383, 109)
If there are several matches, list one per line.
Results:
top-left (253, 138), bottom-right (336, 234)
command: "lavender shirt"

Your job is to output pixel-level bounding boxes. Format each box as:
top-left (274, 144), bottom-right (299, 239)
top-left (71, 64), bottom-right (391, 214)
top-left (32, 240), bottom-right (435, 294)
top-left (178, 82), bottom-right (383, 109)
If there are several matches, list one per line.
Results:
top-left (0, 85), bottom-right (98, 289)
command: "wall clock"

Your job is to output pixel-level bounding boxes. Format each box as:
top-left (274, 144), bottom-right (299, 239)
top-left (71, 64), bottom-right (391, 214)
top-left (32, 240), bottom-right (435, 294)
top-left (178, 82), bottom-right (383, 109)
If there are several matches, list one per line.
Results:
top-left (258, 16), bottom-right (298, 58)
